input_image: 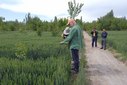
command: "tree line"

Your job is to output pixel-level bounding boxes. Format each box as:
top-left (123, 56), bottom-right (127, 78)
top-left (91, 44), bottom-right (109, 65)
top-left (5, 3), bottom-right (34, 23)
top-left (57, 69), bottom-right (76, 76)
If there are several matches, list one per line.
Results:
top-left (0, 12), bottom-right (84, 36)
top-left (0, 10), bottom-right (127, 34)
top-left (84, 10), bottom-right (127, 31)
top-left (0, 13), bottom-right (67, 32)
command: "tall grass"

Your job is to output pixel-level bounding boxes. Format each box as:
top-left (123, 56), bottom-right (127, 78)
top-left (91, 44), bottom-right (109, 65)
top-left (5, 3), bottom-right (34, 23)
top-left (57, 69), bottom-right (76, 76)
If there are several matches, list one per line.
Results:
top-left (0, 31), bottom-right (72, 85)
top-left (106, 31), bottom-right (127, 59)
top-left (0, 31), bottom-right (67, 58)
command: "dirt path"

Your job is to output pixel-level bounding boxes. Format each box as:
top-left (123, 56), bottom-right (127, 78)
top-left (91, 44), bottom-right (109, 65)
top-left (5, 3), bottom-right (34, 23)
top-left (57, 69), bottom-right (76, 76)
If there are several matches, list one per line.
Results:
top-left (83, 31), bottom-right (127, 85)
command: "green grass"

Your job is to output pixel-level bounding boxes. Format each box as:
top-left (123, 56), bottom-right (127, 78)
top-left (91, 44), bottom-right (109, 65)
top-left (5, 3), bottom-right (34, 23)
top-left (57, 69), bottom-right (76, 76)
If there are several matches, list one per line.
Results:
top-left (0, 31), bottom-right (65, 59)
top-left (96, 31), bottom-right (127, 60)
top-left (106, 31), bottom-right (127, 59)
top-left (0, 31), bottom-right (72, 85)
top-left (0, 31), bottom-right (89, 85)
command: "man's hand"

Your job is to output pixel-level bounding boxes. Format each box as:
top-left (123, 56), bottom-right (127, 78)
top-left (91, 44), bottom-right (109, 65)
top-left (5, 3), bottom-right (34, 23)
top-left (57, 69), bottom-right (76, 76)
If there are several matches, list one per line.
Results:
top-left (60, 41), bottom-right (64, 44)
top-left (60, 41), bottom-right (68, 45)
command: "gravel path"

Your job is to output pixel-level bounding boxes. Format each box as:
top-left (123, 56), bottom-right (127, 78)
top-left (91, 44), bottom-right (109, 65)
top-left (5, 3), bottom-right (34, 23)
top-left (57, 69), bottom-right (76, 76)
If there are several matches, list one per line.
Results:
top-left (84, 31), bottom-right (127, 85)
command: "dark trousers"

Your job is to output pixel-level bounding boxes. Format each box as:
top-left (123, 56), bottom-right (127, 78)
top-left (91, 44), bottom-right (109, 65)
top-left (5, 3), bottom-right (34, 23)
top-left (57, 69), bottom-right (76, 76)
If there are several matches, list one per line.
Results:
top-left (92, 37), bottom-right (97, 47)
top-left (71, 49), bottom-right (79, 72)
top-left (101, 38), bottom-right (106, 49)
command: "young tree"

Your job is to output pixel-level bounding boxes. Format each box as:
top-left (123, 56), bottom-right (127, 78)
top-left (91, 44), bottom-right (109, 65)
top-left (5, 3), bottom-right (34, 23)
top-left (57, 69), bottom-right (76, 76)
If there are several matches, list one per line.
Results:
top-left (0, 17), bottom-right (5, 30)
top-left (68, 0), bottom-right (84, 19)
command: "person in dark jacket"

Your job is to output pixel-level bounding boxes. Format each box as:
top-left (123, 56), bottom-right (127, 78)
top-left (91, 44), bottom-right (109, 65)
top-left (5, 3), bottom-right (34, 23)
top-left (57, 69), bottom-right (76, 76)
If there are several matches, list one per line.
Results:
top-left (91, 28), bottom-right (98, 47)
top-left (100, 29), bottom-right (108, 50)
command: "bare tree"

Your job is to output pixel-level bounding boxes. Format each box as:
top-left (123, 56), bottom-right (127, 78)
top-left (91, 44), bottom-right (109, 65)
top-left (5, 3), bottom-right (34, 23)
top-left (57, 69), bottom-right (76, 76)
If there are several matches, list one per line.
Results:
top-left (68, 0), bottom-right (84, 19)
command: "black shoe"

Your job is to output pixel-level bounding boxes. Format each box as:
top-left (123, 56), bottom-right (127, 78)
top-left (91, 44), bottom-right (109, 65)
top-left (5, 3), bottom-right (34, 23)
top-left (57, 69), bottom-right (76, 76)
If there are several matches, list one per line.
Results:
top-left (71, 70), bottom-right (78, 74)
top-left (104, 48), bottom-right (106, 50)
top-left (71, 68), bottom-right (75, 70)
top-left (100, 47), bottom-right (103, 49)
top-left (71, 68), bottom-right (79, 74)
top-left (73, 70), bottom-right (79, 74)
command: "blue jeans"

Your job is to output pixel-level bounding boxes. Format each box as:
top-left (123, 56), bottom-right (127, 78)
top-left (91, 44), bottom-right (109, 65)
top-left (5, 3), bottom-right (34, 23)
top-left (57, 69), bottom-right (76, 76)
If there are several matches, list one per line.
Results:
top-left (71, 49), bottom-right (79, 72)
top-left (92, 37), bottom-right (97, 47)
top-left (101, 38), bottom-right (106, 49)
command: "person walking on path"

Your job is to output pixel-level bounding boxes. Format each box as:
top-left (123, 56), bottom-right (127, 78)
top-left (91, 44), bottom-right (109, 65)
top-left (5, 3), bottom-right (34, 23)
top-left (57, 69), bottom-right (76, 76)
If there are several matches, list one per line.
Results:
top-left (60, 19), bottom-right (84, 73)
top-left (100, 29), bottom-right (108, 50)
top-left (91, 28), bottom-right (98, 47)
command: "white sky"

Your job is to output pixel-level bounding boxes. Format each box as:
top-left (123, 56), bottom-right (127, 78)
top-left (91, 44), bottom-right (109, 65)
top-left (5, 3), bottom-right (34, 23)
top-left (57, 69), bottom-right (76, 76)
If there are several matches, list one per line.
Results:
top-left (0, 0), bottom-right (127, 22)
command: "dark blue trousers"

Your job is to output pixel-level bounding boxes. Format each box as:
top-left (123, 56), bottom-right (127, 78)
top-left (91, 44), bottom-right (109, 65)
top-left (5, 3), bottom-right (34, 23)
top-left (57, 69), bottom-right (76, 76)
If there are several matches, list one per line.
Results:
top-left (92, 37), bottom-right (97, 47)
top-left (71, 49), bottom-right (79, 72)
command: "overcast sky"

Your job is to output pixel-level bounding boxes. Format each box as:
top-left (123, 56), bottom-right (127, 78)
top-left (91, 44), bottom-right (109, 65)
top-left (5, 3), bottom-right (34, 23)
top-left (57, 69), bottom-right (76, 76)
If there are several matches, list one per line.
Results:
top-left (0, 0), bottom-right (127, 22)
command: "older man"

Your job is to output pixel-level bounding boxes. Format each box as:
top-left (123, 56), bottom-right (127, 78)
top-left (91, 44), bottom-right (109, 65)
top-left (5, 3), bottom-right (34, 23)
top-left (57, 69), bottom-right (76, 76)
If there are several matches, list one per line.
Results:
top-left (60, 19), bottom-right (84, 73)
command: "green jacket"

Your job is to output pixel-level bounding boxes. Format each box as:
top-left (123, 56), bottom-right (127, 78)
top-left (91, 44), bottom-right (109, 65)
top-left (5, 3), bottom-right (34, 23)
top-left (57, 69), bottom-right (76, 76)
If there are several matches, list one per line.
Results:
top-left (62, 24), bottom-right (84, 50)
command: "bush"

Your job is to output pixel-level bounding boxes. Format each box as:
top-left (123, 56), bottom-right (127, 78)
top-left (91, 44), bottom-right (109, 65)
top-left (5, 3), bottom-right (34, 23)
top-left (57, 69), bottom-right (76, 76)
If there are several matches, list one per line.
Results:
top-left (15, 42), bottom-right (28, 60)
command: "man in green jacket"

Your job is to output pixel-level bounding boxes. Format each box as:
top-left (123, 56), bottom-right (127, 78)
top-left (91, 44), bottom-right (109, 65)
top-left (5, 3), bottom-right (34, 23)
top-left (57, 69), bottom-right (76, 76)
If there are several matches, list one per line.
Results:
top-left (60, 19), bottom-right (84, 73)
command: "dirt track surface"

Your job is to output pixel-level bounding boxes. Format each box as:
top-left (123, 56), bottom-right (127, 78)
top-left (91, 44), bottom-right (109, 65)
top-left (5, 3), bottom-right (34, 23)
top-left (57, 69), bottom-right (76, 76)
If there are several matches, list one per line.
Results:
top-left (84, 31), bottom-right (127, 85)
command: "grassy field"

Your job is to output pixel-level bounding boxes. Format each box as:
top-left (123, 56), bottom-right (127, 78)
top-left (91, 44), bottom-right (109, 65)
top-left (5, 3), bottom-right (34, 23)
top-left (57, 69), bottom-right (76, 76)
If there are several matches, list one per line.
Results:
top-left (96, 31), bottom-right (127, 60)
top-left (0, 31), bottom-right (88, 85)
top-left (0, 31), bottom-right (72, 85)
top-left (106, 31), bottom-right (127, 60)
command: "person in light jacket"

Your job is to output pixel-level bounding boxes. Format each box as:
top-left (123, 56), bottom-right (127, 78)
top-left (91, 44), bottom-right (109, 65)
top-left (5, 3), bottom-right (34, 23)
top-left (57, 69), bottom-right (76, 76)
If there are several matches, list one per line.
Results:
top-left (61, 26), bottom-right (70, 39)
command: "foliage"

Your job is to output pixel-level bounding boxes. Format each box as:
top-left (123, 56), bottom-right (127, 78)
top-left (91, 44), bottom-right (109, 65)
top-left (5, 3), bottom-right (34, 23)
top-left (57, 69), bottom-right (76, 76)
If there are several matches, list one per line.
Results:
top-left (37, 28), bottom-right (42, 36)
top-left (0, 56), bottom-right (70, 85)
top-left (51, 16), bottom-right (59, 36)
top-left (84, 10), bottom-right (127, 31)
top-left (15, 42), bottom-right (28, 60)
top-left (0, 17), bottom-right (5, 30)
top-left (106, 31), bottom-right (127, 59)
top-left (0, 31), bottom-right (73, 85)
top-left (68, 0), bottom-right (84, 19)
top-left (1, 9), bottom-right (127, 32)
